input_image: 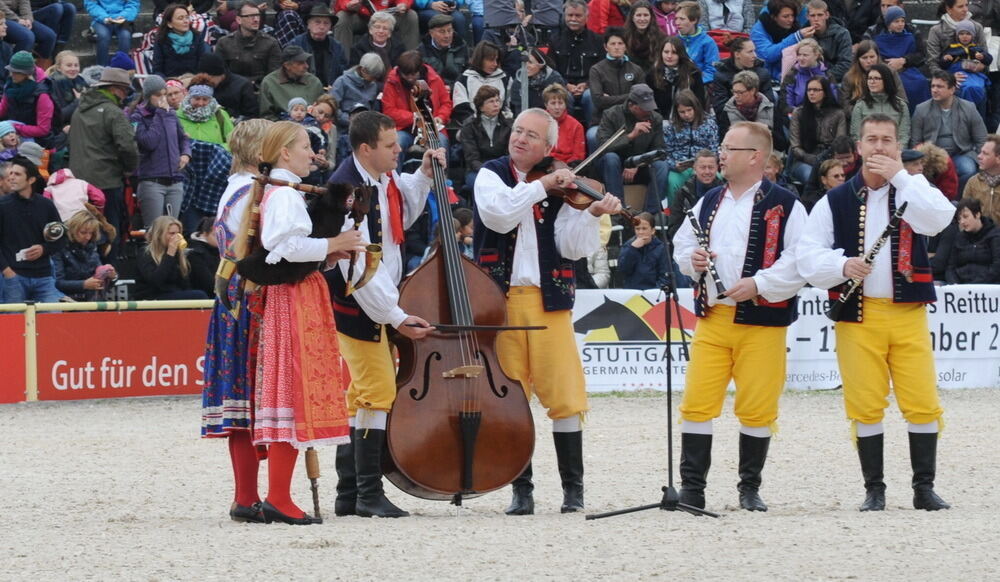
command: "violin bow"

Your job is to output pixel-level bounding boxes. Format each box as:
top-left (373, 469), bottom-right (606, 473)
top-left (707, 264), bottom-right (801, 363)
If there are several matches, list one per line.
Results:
top-left (571, 125), bottom-right (627, 174)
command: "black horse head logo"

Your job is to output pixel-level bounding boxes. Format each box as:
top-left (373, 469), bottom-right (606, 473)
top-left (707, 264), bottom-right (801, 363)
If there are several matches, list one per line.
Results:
top-left (573, 296), bottom-right (659, 341)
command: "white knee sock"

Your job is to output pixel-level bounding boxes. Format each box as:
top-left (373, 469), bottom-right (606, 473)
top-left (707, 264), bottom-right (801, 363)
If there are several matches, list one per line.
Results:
top-left (355, 409), bottom-right (387, 430)
top-left (907, 420), bottom-right (939, 434)
top-left (681, 420), bottom-right (713, 435)
top-left (856, 421), bottom-right (884, 437)
top-left (739, 424), bottom-right (771, 438)
top-left (552, 415), bottom-right (581, 433)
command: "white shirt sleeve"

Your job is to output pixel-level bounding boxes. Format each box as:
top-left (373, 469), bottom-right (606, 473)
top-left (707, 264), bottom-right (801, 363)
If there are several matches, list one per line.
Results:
top-left (672, 198), bottom-right (704, 279)
top-left (396, 169), bottom-right (433, 229)
top-left (474, 168), bottom-right (547, 233)
top-left (554, 204), bottom-right (601, 260)
top-left (261, 187), bottom-right (328, 264)
top-left (795, 195), bottom-right (849, 290)
top-left (891, 170), bottom-right (956, 236)
top-left (752, 200), bottom-right (808, 302)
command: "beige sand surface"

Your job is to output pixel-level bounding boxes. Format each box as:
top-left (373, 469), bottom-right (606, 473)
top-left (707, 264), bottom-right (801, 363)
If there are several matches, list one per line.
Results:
top-left (1, 389), bottom-right (997, 581)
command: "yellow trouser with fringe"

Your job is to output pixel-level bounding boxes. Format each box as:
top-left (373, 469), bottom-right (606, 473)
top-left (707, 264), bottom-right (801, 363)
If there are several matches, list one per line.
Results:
top-left (496, 287), bottom-right (589, 420)
top-left (339, 329), bottom-right (397, 415)
top-left (680, 305), bottom-right (787, 428)
top-left (835, 298), bottom-right (943, 426)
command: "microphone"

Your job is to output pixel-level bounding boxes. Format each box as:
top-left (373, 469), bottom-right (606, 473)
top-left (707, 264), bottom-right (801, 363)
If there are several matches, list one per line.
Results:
top-left (624, 149), bottom-right (668, 168)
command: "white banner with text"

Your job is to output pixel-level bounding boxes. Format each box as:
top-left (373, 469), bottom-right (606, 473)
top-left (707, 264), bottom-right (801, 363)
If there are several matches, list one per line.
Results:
top-left (572, 285), bottom-right (1000, 391)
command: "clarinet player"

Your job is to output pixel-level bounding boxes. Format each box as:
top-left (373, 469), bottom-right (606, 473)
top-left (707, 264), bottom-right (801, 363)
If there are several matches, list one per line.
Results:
top-left (672, 121), bottom-right (807, 512)
top-left (796, 114), bottom-right (955, 512)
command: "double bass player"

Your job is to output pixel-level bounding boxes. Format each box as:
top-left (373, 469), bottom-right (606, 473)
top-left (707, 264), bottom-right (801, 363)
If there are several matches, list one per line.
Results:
top-left (326, 111), bottom-right (446, 518)
top-left (473, 108), bottom-right (621, 515)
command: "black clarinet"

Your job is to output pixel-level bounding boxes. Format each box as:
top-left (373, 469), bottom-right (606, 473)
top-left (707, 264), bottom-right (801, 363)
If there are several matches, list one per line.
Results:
top-left (826, 201), bottom-right (909, 321)
top-left (685, 208), bottom-right (728, 300)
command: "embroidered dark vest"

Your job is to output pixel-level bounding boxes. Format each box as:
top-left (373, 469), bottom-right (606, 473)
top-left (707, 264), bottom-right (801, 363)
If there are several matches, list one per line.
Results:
top-left (825, 173), bottom-right (936, 323)
top-left (694, 179), bottom-right (799, 327)
top-left (473, 156), bottom-right (577, 312)
top-left (324, 156), bottom-right (388, 342)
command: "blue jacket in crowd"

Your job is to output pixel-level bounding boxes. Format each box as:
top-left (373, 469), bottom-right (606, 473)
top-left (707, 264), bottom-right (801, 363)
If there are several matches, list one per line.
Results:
top-left (617, 236), bottom-right (669, 290)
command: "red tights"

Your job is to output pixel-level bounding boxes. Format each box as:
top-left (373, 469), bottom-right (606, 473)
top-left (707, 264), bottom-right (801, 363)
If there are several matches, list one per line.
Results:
top-left (228, 430), bottom-right (260, 507)
top-left (265, 441), bottom-right (305, 518)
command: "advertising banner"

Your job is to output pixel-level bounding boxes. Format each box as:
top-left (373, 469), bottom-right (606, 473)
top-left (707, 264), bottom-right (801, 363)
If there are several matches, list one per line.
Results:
top-left (35, 310), bottom-right (212, 401)
top-left (0, 314), bottom-right (25, 404)
top-left (572, 286), bottom-right (1000, 392)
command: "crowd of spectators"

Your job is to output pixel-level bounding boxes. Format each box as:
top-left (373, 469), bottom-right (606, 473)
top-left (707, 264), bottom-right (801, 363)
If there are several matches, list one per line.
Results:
top-left (1, 0), bottom-right (1000, 304)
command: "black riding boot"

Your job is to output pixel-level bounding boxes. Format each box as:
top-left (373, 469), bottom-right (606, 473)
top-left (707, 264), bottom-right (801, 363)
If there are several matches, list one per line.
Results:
top-left (737, 433), bottom-right (770, 512)
top-left (909, 432), bottom-right (951, 511)
top-left (554, 431), bottom-right (584, 513)
top-left (504, 463), bottom-right (534, 515)
top-left (354, 428), bottom-right (409, 518)
top-left (857, 434), bottom-right (885, 511)
top-left (334, 427), bottom-right (357, 516)
top-left (678, 433), bottom-right (712, 510)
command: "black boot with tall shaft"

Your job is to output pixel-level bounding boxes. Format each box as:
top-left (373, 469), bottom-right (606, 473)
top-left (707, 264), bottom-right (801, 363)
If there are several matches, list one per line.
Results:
top-left (334, 427), bottom-right (357, 516)
top-left (504, 463), bottom-right (534, 515)
top-left (737, 433), bottom-right (770, 512)
top-left (678, 433), bottom-right (712, 510)
top-left (554, 431), bottom-right (584, 513)
top-left (354, 428), bottom-right (409, 518)
top-left (857, 434), bottom-right (886, 511)
top-left (909, 432), bottom-right (951, 511)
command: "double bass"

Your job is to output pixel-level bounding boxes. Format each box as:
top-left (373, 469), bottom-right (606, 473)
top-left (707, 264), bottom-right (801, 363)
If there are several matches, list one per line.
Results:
top-left (382, 82), bottom-right (536, 505)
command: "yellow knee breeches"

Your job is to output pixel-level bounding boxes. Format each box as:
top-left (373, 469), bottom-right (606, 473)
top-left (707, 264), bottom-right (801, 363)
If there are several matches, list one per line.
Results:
top-left (496, 287), bottom-right (589, 420)
top-left (680, 305), bottom-right (788, 428)
top-left (835, 298), bottom-right (943, 425)
top-left (338, 329), bottom-right (397, 416)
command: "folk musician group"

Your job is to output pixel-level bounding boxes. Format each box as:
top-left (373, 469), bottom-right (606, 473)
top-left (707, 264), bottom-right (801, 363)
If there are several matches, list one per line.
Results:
top-left (199, 96), bottom-right (952, 525)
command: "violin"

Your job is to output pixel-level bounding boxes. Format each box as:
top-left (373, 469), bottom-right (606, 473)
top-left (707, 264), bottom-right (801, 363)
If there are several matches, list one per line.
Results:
top-left (526, 158), bottom-right (640, 224)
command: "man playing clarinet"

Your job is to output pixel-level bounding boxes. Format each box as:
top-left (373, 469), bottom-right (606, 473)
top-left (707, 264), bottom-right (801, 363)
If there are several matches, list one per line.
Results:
top-left (473, 108), bottom-right (621, 515)
top-left (672, 121), bottom-right (808, 512)
top-left (797, 114), bottom-right (954, 512)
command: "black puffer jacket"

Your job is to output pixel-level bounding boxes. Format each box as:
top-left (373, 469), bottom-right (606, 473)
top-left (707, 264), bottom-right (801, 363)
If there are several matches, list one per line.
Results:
top-left (459, 114), bottom-right (513, 174)
top-left (946, 218), bottom-right (1000, 284)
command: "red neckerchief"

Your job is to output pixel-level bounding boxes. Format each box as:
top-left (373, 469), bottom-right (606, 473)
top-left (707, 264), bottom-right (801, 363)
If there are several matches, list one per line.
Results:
top-left (386, 174), bottom-right (404, 244)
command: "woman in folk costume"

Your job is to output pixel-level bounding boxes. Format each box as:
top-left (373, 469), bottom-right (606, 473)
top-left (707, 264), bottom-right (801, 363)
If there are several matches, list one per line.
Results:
top-left (253, 121), bottom-right (367, 524)
top-left (872, 5), bottom-right (930, 115)
top-left (200, 119), bottom-right (273, 523)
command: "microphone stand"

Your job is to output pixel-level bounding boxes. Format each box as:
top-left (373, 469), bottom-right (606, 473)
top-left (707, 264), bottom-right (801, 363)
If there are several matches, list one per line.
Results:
top-left (587, 209), bottom-right (719, 520)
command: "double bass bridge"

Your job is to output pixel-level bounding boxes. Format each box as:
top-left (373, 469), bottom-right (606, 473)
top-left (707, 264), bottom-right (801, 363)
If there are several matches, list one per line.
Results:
top-left (442, 365), bottom-right (484, 379)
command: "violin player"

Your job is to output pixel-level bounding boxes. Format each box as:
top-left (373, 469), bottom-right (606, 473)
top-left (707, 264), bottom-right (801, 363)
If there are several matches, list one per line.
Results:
top-left (671, 121), bottom-right (807, 513)
top-left (473, 108), bottom-right (622, 516)
top-left (326, 110), bottom-right (446, 518)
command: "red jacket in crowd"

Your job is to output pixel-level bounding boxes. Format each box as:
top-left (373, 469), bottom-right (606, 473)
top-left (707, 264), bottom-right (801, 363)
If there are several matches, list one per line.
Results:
top-left (587, 0), bottom-right (626, 34)
top-left (382, 65), bottom-right (453, 131)
top-left (333, 0), bottom-right (414, 19)
top-left (551, 111), bottom-right (586, 164)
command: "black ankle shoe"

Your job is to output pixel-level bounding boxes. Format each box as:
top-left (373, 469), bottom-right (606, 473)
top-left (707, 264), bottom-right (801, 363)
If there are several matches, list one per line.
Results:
top-left (505, 487), bottom-right (535, 515)
top-left (860, 487), bottom-right (886, 512)
top-left (261, 500), bottom-right (318, 525)
top-left (913, 488), bottom-right (951, 511)
top-left (678, 488), bottom-right (706, 510)
top-left (230, 502), bottom-right (265, 523)
top-left (738, 489), bottom-right (768, 512)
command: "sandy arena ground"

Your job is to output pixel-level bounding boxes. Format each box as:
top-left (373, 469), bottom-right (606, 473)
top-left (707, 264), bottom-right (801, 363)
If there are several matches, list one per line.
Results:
top-left (1, 389), bottom-right (998, 581)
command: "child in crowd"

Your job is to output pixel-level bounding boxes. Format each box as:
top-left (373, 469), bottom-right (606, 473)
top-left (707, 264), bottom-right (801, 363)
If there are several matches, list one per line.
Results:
top-left (305, 95), bottom-right (338, 172)
top-left (674, 2), bottom-right (718, 83)
top-left (0, 122), bottom-right (19, 161)
top-left (764, 152), bottom-right (791, 189)
top-left (651, 0), bottom-right (678, 36)
top-left (46, 51), bottom-right (90, 129)
top-left (454, 207), bottom-right (473, 259)
top-left (286, 97), bottom-right (308, 122)
top-left (941, 20), bottom-right (993, 110)
top-left (44, 168), bottom-right (106, 222)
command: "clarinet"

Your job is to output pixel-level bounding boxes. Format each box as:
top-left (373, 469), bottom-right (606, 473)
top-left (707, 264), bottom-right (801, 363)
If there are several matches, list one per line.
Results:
top-left (825, 201), bottom-right (909, 321)
top-left (685, 208), bottom-right (728, 300)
